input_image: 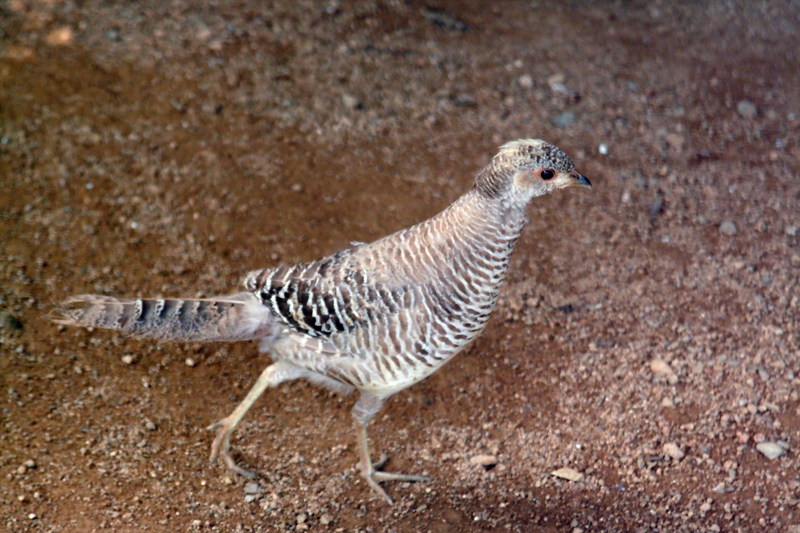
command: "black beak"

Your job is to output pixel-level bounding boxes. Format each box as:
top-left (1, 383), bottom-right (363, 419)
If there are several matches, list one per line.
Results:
top-left (570, 173), bottom-right (592, 188)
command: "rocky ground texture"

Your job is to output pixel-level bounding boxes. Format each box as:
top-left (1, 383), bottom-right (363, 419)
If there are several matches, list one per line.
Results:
top-left (1, 0), bottom-right (799, 531)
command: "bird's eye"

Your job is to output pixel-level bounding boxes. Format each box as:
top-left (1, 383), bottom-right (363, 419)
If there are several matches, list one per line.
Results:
top-left (540, 169), bottom-right (555, 180)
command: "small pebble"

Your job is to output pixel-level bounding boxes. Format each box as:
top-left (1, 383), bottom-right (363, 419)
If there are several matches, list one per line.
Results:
top-left (470, 454), bottom-right (498, 468)
top-left (422, 8), bottom-right (469, 33)
top-left (598, 143), bottom-right (609, 155)
top-left (45, 27), bottom-right (73, 46)
top-left (105, 28), bottom-right (122, 42)
top-left (719, 220), bottom-right (737, 236)
top-left (551, 467), bottom-right (584, 482)
top-left (756, 441), bottom-right (787, 459)
top-left (665, 133), bottom-right (684, 150)
top-left (549, 82), bottom-right (577, 97)
top-left (662, 442), bottom-right (684, 460)
top-left (342, 94), bottom-right (360, 110)
top-left (650, 358), bottom-right (678, 384)
top-left (121, 354), bottom-right (135, 365)
top-left (244, 494), bottom-right (257, 503)
top-left (552, 111), bottom-right (576, 129)
top-left (144, 419), bottom-right (157, 431)
top-left (243, 481), bottom-right (261, 494)
top-left (185, 357), bottom-right (196, 367)
top-left (547, 73), bottom-right (565, 86)
top-left (195, 26), bottom-right (212, 41)
top-left (736, 100), bottom-right (758, 119)
top-left (319, 514), bottom-right (332, 525)
top-left (649, 196), bottom-right (665, 216)
top-left (518, 74), bottom-right (533, 89)
top-left (23, 459), bottom-right (36, 469)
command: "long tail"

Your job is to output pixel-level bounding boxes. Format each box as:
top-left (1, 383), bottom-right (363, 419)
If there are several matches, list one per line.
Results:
top-left (53, 292), bottom-right (274, 342)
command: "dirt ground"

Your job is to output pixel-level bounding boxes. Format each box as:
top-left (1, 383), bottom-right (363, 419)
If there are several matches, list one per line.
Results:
top-left (1, 1), bottom-right (799, 531)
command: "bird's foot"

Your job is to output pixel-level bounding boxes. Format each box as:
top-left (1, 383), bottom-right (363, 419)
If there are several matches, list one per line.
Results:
top-left (207, 417), bottom-right (256, 479)
top-left (362, 455), bottom-right (428, 504)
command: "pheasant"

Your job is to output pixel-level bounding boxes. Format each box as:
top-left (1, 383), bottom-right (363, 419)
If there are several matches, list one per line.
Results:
top-left (56, 139), bottom-right (591, 503)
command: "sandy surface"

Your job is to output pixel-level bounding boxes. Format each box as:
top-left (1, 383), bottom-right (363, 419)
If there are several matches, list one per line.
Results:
top-left (1, 1), bottom-right (799, 531)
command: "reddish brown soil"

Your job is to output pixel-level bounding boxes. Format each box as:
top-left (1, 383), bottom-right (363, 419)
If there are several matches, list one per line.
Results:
top-left (2, 1), bottom-right (799, 531)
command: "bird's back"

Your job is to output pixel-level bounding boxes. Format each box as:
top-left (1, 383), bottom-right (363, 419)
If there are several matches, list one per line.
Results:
top-left (245, 189), bottom-right (527, 395)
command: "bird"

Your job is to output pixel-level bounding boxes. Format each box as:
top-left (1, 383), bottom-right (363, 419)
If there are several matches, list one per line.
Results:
top-left (55, 139), bottom-right (591, 503)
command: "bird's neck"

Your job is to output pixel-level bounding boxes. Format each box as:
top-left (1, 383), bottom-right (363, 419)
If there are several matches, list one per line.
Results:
top-left (473, 164), bottom-right (536, 212)
top-left (420, 187), bottom-right (528, 264)
top-left (453, 187), bottom-right (528, 240)
top-left (474, 161), bottom-right (510, 199)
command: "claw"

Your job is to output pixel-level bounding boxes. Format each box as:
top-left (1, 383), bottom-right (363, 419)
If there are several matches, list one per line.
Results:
top-left (372, 471), bottom-right (428, 483)
top-left (372, 453), bottom-right (388, 470)
top-left (366, 474), bottom-right (394, 504)
top-left (208, 416), bottom-right (256, 479)
top-left (362, 460), bottom-right (427, 504)
top-left (360, 451), bottom-right (428, 504)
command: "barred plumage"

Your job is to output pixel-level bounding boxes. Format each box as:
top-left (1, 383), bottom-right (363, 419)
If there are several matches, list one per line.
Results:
top-left (55, 139), bottom-right (591, 503)
top-left (56, 293), bottom-right (272, 342)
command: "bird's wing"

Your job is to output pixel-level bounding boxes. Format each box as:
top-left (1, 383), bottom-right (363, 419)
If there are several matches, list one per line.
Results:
top-left (243, 246), bottom-right (412, 340)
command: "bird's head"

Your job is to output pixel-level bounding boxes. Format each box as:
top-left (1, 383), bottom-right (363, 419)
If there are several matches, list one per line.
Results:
top-left (475, 139), bottom-right (591, 203)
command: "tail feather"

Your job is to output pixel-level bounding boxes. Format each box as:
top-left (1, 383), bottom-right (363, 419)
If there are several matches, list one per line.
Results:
top-left (54, 292), bottom-right (274, 342)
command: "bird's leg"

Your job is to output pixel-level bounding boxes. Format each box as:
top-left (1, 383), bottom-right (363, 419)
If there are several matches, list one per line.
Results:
top-left (208, 361), bottom-right (301, 478)
top-left (353, 393), bottom-right (428, 504)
